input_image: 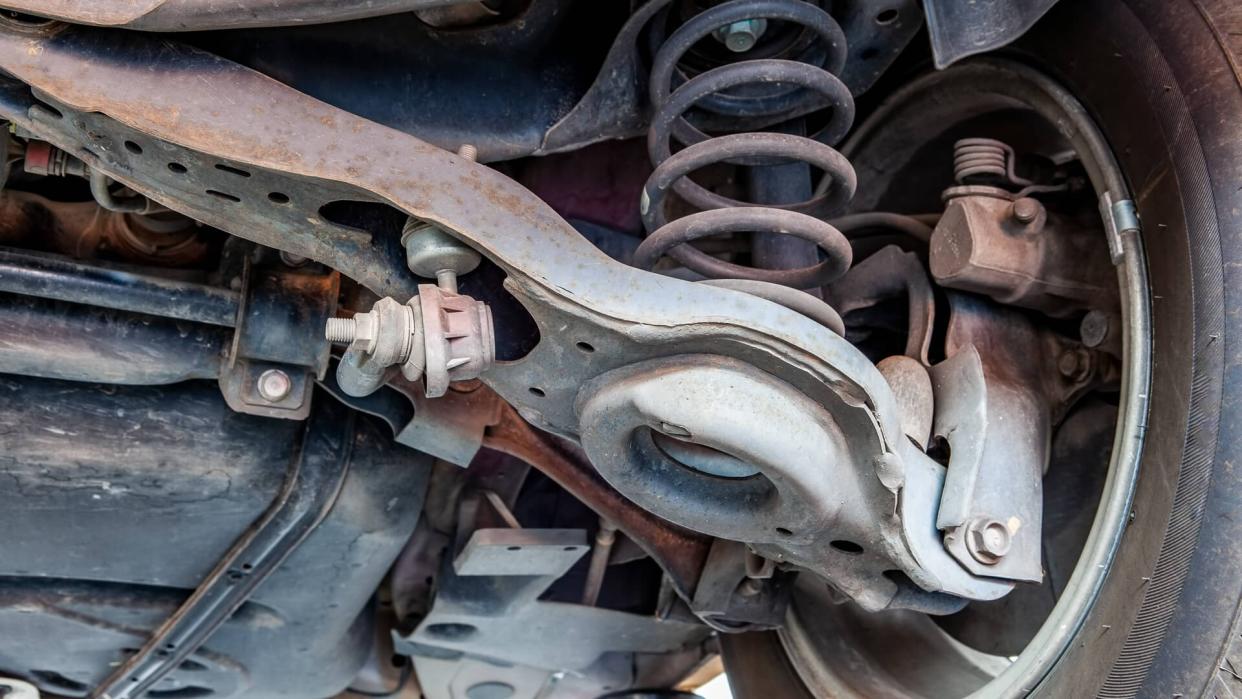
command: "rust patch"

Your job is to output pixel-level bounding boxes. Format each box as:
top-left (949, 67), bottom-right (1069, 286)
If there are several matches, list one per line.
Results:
top-left (484, 401), bottom-right (709, 597)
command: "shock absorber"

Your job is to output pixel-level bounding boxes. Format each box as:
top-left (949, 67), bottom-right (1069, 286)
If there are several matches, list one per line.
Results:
top-left (632, 0), bottom-right (857, 334)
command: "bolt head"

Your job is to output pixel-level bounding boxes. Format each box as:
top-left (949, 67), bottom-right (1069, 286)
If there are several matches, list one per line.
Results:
top-left (256, 369), bottom-right (293, 402)
top-left (279, 250), bottom-right (309, 267)
top-left (967, 519), bottom-right (1011, 564)
top-left (714, 18), bottom-right (768, 53)
top-left (1011, 197), bottom-right (1042, 224)
top-left (1057, 347), bottom-right (1091, 381)
top-left (1080, 310), bottom-right (1110, 348)
top-left (737, 577), bottom-right (764, 597)
top-left (350, 310), bottom-right (380, 354)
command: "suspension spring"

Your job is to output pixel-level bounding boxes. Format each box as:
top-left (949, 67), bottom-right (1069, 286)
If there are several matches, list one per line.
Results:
top-left (632, 0), bottom-right (857, 334)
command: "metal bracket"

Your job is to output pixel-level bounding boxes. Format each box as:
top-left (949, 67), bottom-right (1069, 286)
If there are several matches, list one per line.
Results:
top-left (926, 291), bottom-right (1068, 583)
top-left (397, 527), bottom-right (708, 694)
top-left (318, 362), bottom-right (501, 466)
top-left (218, 252), bottom-right (340, 420)
top-left (689, 540), bottom-right (791, 631)
top-left (930, 346), bottom-right (1045, 583)
top-left (90, 401), bottom-right (355, 699)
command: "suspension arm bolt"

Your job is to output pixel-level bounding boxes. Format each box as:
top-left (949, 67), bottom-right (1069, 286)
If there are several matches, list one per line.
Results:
top-left (966, 519), bottom-right (1012, 565)
top-left (256, 368), bottom-right (292, 402)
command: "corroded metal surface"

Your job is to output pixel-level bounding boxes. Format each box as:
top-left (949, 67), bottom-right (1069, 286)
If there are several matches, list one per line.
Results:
top-left (0, 26), bottom-right (1011, 605)
top-left (484, 401), bottom-right (711, 598)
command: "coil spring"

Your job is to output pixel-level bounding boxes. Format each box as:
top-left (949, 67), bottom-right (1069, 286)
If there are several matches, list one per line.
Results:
top-left (952, 137), bottom-right (1033, 187)
top-left (632, 0), bottom-right (856, 334)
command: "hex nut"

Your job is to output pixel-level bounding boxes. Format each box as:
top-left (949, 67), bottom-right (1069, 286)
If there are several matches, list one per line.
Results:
top-left (713, 18), bottom-right (768, 53)
top-left (966, 519), bottom-right (1012, 565)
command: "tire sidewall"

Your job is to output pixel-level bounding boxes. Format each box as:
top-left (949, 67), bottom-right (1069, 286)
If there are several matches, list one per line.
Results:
top-left (1011, 0), bottom-right (1242, 695)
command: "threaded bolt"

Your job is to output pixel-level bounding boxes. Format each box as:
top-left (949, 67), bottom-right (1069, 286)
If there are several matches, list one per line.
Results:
top-left (325, 317), bottom-right (357, 344)
top-left (457, 144), bottom-right (478, 162)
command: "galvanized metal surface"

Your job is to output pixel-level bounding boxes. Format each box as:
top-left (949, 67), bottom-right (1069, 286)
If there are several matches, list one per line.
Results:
top-left (931, 290), bottom-right (1113, 582)
top-left (691, 539), bottom-right (791, 631)
top-left (930, 343), bottom-right (1044, 582)
top-left (453, 528), bottom-right (588, 578)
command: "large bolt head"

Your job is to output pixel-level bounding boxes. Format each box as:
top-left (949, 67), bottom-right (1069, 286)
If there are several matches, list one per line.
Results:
top-left (1080, 310), bottom-right (1110, 348)
top-left (713, 18), bottom-right (768, 53)
top-left (1010, 197), bottom-right (1042, 224)
top-left (967, 519), bottom-right (1012, 565)
top-left (344, 310), bottom-right (380, 354)
top-left (256, 369), bottom-right (293, 402)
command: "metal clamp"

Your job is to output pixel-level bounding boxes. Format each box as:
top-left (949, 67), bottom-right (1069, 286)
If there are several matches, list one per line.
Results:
top-left (1100, 190), bottom-right (1141, 264)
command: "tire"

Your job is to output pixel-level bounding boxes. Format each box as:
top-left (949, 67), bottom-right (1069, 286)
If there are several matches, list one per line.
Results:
top-left (723, 0), bottom-right (1242, 696)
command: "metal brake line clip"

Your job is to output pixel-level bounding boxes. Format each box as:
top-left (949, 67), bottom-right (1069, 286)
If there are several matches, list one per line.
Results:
top-left (1100, 190), bottom-right (1141, 265)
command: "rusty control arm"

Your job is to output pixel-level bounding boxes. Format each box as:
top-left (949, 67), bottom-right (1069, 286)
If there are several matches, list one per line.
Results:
top-left (0, 24), bottom-right (1016, 612)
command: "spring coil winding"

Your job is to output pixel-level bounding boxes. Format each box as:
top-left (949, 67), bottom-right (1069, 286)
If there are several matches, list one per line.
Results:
top-left (952, 137), bottom-right (1033, 186)
top-left (632, 0), bottom-right (857, 334)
